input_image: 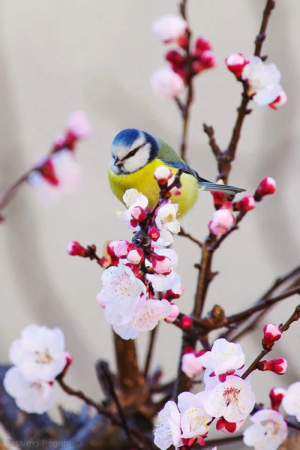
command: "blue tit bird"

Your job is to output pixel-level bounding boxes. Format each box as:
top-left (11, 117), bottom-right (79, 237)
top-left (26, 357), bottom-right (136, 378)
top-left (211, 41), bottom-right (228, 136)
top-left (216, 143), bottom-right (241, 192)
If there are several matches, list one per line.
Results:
top-left (108, 129), bottom-right (245, 216)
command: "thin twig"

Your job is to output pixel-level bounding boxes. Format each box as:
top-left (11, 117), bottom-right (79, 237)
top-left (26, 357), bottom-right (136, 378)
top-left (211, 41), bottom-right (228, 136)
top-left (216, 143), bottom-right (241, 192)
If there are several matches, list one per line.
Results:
top-left (144, 326), bottom-right (159, 378)
top-left (254, 0), bottom-right (276, 56)
top-left (241, 305), bottom-right (300, 379)
top-left (56, 374), bottom-right (149, 448)
top-left (178, 0), bottom-right (194, 161)
top-left (98, 363), bottom-right (132, 443)
top-left (0, 170), bottom-right (32, 213)
top-left (179, 227), bottom-right (203, 248)
top-left (203, 124), bottom-right (221, 158)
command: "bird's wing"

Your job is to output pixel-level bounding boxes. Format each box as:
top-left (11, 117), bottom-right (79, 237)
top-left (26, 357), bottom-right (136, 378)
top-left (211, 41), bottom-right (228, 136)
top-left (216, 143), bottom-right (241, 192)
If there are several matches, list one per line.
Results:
top-left (157, 139), bottom-right (245, 195)
top-left (157, 139), bottom-right (210, 181)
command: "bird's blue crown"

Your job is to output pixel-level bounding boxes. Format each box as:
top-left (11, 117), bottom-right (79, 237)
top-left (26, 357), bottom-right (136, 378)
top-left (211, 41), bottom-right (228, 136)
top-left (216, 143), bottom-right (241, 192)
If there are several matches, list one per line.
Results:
top-left (112, 128), bottom-right (159, 162)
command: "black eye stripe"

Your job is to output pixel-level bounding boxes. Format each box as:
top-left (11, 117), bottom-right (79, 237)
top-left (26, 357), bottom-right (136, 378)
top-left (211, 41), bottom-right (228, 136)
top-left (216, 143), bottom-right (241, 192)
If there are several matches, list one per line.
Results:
top-left (121, 144), bottom-right (144, 161)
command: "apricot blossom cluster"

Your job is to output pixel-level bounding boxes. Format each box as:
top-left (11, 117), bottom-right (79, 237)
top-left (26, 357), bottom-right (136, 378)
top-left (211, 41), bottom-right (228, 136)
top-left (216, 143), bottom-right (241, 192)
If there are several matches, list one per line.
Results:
top-left (150, 14), bottom-right (216, 98)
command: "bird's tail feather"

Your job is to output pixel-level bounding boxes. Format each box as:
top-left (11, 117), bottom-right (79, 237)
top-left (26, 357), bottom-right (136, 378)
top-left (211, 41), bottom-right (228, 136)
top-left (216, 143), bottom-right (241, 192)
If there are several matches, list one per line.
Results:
top-left (198, 181), bottom-right (245, 196)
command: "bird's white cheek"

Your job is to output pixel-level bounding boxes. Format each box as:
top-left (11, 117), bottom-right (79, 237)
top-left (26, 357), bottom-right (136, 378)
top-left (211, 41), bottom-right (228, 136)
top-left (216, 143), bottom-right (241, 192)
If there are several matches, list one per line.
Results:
top-left (123, 146), bottom-right (150, 173)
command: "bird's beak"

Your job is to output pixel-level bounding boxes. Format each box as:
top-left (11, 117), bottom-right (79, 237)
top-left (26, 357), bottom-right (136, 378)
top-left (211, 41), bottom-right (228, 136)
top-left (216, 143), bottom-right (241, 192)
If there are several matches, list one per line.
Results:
top-left (114, 157), bottom-right (122, 166)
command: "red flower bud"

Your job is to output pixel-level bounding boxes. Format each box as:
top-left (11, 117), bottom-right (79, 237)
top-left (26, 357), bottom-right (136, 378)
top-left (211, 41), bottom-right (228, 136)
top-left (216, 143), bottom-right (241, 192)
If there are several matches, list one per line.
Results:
top-left (256, 177), bottom-right (276, 197)
top-left (184, 346), bottom-right (195, 354)
top-left (150, 253), bottom-right (172, 275)
top-left (234, 195), bottom-right (256, 211)
top-left (201, 50), bottom-right (216, 68)
top-left (262, 323), bottom-right (282, 349)
top-left (211, 191), bottom-right (226, 207)
top-left (225, 53), bottom-right (248, 78)
top-left (194, 37), bottom-right (212, 54)
top-left (148, 226), bottom-right (160, 241)
top-left (180, 316), bottom-right (193, 329)
top-left (99, 257), bottom-right (110, 268)
top-left (258, 358), bottom-right (288, 375)
top-left (67, 241), bottom-right (88, 257)
top-left (270, 387), bottom-right (286, 411)
top-left (165, 50), bottom-right (186, 65)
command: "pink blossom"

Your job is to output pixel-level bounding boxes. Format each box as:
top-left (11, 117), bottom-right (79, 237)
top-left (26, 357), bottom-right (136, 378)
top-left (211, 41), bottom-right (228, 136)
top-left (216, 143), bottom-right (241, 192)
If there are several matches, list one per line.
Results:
top-left (256, 177), bottom-right (276, 197)
top-left (225, 53), bottom-right (248, 78)
top-left (209, 207), bottom-right (235, 236)
top-left (151, 253), bottom-right (172, 275)
top-left (154, 401), bottom-right (182, 450)
top-left (129, 205), bottom-right (147, 222)
top-left (67, 111), bottom-right (92, 139)
top-left (182, 353), bottom-right (204, 378)
top-left (282, 382), bottom-right (300, 421)
top-left (243, 409), bottom-right (288, 450)
top-left (270, 387), bottom-right (286, 411)
top-left (197, 338), bottom-right (245, 376)
top-left (203, 376), bottom-right (255, 422)
top-left (269, 90), bottom-right (287, 110)
top-left (147, 269), bottom-right (181, 292)
top-left (242, 56), bottom-right (282, 105)
top-left (262, 323), bottom-right (282, 348)
top-left (150, 67), bottom-right (185, 99)
top-left (152, 15), bottom-right (187, 43)
top-left (235, 195), bottom-right (256, 211)
top-left (28, 150), bottom-right (82, 204)
top-left (117, 189), bottom-right (148, 230)
top-left (131, 298), bottom-right (172, 331)
top-left (3, 367), bottom-right (54, 414)
top-left (165, 304), bottom-right (180, 323)
top-left (127, 248), bottom-right (144, 265)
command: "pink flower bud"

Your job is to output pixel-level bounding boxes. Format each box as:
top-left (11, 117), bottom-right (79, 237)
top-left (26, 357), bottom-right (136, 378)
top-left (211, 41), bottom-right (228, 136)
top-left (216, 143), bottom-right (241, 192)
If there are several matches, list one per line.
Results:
top-left (192, 60), bottom-right (205, 75)
top-left (148, 226), bottom-right (160, 241)
top-left (234, 195), bottom-right (256, 211)
top-left (258, 358), bottom-right (288, 375)
top-left (99, 257), bottom-right (110, 269)
top-left (152, 15), bottom-right (188, 44)
top-left (65, 352), bottom-right (74, 366)
top-left (39, 159), bottom-right (59, 186)
top-left (269, 91), bottom-right (287, 110)
top-left (165, 304), bottom-right (180, 323)
top-left (150, 253), bottom-right (172, 275)
top-left (129, 205), bottom-right (147, 222)
top-left (154, 166), bottom-right (173, 185)
top-left (108, 240), bottom-right (131, 258)
top-left (67, 111), bottom-right (92, 139)
top-left (150, 66), bottom-right (185, 98)
top-left (256, 177), bottom-right (276, 197)
top-left (67, 241), bottom-right (88, 257)
top-left (194, 37), bottom-right (212, 54)
top-left (180, 316), bottom-right (193, 329)
top-left (225, 53), bottom-right (248, 78)
top-left (165, 50), bottom-right (186, 66)
top-left (209, 205), bottom-right (235, 236)
top-left (263, 323), bottom-right (282, 348)
top-left (181, 352), bottom-right (204, 378)
top-left (127, 248), bottom-right (144, 265)
top-left (201, 50), bottom-right (216, 68)
top-left (270, 387), bottom-right (286, 411)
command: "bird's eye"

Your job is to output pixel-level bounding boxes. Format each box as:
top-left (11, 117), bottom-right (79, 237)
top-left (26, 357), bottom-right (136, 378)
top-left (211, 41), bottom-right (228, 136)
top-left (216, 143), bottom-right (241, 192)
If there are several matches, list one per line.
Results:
top-left (123, 144), bottom-right (143, 161)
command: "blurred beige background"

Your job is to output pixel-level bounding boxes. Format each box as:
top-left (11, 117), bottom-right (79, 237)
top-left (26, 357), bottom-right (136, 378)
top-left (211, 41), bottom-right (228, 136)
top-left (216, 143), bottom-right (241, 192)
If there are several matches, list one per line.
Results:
top-left (0, 0), bottom-right (300, 448)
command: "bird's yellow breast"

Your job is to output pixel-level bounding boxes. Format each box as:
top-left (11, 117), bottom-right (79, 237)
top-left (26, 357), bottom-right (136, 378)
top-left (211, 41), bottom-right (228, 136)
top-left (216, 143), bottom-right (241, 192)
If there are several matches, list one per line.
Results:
top-left (108, 159), bottom-right (199, 217)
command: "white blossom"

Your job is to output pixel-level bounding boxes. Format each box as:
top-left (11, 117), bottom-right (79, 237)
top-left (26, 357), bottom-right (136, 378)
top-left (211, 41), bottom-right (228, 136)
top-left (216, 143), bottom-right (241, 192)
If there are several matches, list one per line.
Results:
top-left (117, 189), bottom-right (148, 229)
top-left (155, 203), bottom-right (180, 246)
top-left (113, 322), bottom-right (139, 340)
top-left (243, 409), bottom-right (288, 450)
top-left (9, 324), bottom-right (67, 382)
top-left (152, 15), bottom-right (187, 43)
top-left (178, 392), bottom-right (211, 442)
top-left (197, 338), bottom-right (245, 376)
top-left (154, 401), bottom-right (182, 450)
top-left (150, 67), bottom-right (185, 99)
top-left (147, 269), bottom-right (181, 292)
top-left (99, 264), bottom-right (146, 315)
top-left (203, 376), bottom-right (255, 423)
top-left (131, 298), bottom-right (172, 331)
top-left (4, 367), bottom-right (54, 414)
top-left (282, 381), bottom-right (300, 421)
top-left (242, 56), bottom-right (282, 106)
